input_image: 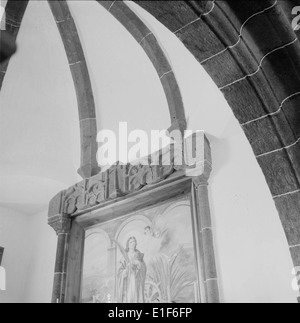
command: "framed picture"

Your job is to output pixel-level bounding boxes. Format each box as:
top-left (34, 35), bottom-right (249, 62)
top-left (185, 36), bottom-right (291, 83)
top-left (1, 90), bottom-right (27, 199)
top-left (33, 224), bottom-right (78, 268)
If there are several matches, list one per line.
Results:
top-left (48, 133), bottom-right (219, 303)
top-left (81, 195), bottom-right (198, 303)
top-left (0, 247), bottom-right (4, 266)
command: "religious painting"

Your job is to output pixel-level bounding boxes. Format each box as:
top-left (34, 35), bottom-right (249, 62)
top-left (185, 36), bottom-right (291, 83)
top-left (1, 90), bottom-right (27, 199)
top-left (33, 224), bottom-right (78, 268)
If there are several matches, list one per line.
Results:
top-left (81, 196), bottom-right (200, 303)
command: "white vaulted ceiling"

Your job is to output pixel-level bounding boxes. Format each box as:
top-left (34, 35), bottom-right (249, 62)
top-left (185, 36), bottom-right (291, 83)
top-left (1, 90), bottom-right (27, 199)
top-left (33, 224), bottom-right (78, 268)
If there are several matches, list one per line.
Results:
top-left (0, 0), bottom-right (80, 214)
top-left (0, 0), bottom-right (171, 214)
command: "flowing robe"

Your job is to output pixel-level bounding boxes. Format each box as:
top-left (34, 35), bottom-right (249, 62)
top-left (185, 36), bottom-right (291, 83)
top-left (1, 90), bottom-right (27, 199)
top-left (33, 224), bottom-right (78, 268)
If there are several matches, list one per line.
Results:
top-left (117, 250), bottom-right (146, 303)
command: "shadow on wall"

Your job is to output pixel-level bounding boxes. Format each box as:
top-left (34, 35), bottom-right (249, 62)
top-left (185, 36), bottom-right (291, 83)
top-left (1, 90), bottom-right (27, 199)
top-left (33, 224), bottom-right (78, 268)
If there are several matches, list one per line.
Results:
top-left (206, 133), bottom-right (231, 178)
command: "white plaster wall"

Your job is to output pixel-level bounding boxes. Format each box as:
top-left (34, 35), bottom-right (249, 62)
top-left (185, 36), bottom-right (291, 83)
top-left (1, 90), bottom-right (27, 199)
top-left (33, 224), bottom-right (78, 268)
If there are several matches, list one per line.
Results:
top-left (23, 211), bottom-right (56, 303)
top-left (0, 207), bottom-right (30, 303)
top-left (0, 208), bottom-right (56, 303)
top-left (67, 1), bottom-right (171, 164)
top-left (0, 0), bottom-right (78, 303)
top-left (0, 0), bottom-right (81, 214)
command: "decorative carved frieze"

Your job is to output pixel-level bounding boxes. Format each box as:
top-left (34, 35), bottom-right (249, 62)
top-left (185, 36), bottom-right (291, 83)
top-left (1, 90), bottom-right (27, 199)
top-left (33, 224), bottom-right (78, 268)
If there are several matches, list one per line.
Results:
top-left (48, 132), bottom-right (211, 217)
top-left (62, 162), bottom-right (176, 216)
top-left (64, 181), bottom-right (88, 215)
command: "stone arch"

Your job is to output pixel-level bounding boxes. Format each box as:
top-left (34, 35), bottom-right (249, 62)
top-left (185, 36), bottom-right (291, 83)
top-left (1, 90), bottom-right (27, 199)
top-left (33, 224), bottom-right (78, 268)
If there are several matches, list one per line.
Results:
top-left (97, 0), bottom-right (187, 133)
top-left (3, 0), bottom-right (299, 297)
top-left (48, 0), bottom-right (100, 179)
top-left (133, 0), bottom-right (300, 291)
top-left (1, 0), bottom-right (187, 178)
top-left (0, 0), bottom-right (100, 179)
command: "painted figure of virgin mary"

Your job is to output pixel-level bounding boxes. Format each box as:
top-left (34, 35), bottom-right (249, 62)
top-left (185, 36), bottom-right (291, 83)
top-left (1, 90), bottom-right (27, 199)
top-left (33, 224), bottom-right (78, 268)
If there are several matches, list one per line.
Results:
top-left (116, 236), bottom-right (147, 303)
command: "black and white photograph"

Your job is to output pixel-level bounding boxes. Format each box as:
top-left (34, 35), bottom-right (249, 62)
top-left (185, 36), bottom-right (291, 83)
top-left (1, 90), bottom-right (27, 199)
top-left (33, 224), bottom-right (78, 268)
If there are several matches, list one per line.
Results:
top-left (0, 0), bottom-right (299, 305)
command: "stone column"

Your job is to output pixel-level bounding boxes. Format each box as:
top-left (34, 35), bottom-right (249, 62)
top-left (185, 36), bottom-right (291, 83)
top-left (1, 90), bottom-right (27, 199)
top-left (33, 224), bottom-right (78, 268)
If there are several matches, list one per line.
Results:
top-left (185, 132), bottom-right (220, 303)
top-left (193, 175), bottom-right (219, 303)
top-left (48, 192), bottom-right (71, 303)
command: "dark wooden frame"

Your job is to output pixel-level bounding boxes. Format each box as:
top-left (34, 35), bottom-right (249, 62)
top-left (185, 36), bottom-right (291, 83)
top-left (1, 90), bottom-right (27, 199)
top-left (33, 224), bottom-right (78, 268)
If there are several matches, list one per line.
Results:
top-left (69, 172), bottom-right (191, 303)
top-left (48, 133), bottom-right (220, 303)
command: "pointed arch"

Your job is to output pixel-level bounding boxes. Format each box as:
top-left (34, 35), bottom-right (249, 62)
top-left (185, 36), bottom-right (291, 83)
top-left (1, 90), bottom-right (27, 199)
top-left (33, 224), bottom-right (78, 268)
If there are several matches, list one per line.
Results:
top-left (133, 0), bottom-right (300, 295)
top-left (48, 0), bottom-right (100, 179)
top-left (98, 0), bottom-right (187, 134)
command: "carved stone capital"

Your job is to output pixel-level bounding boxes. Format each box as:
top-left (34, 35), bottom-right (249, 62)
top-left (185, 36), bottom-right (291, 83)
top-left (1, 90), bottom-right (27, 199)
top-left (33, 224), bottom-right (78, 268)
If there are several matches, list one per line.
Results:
top-left (48, 214), bottom-right (71, 235)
